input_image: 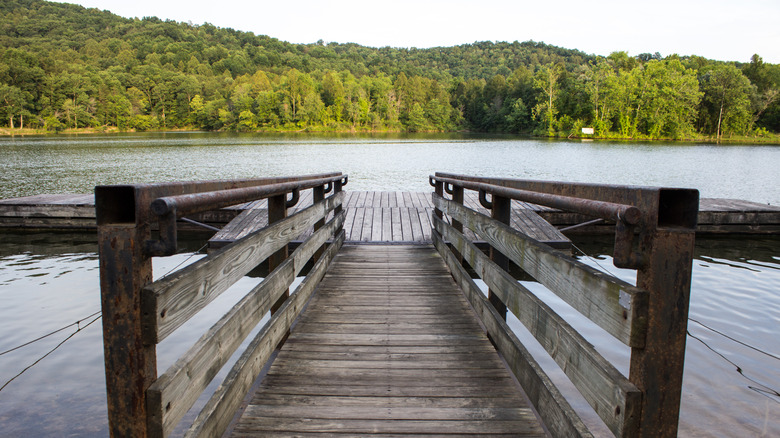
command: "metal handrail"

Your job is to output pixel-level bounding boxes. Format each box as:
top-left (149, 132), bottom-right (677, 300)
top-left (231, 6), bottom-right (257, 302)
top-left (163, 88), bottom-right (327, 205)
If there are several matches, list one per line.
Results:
top-left (146, 174), bottom-right (348, 256)
top-left (151, 174), bottom-right (347, 218)
top-left (430, 174), bottom-right (641, 225)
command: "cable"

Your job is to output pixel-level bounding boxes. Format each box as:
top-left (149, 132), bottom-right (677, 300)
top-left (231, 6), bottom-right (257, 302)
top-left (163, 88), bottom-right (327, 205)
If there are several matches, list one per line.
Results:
top-left (689, 317), bottom-right (780, 362)
top-left (687, 330), bottom-right (780, 403)
top-left (158, 242), bottom-right (209, 280)
top-left (0, 310), bottom-right (102, 357)
top-left (0, 313), bottom-right (102, 393)
top-left (569, 241), bottom-right (622, 279)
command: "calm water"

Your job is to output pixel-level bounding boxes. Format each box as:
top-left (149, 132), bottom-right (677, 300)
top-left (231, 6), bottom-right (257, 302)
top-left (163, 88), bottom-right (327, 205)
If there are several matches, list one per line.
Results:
top-left (0, 133), bottom-right (778, 437)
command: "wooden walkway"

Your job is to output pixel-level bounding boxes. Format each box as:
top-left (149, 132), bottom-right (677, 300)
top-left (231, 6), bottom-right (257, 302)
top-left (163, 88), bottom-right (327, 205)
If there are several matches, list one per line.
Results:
top-left (1, 192), bottom-right (778, 237)
top-left (210, 191), bottom-right (570, 248)
top-left (229, 244), bottom-right (545, 437)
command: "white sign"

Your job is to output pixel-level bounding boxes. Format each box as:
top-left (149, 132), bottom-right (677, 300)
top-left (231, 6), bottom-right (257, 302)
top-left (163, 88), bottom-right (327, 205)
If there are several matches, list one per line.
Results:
top-left (581, 127), bottom-right (595, 135)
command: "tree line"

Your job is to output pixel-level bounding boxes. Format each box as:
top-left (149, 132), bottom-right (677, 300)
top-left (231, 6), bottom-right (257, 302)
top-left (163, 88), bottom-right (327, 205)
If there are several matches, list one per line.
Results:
top-left (1, 0), bottom-right (778, 140)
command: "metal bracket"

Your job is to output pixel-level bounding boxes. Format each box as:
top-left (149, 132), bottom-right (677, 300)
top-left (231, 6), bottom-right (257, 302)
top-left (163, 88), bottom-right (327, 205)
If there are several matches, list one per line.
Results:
top-left (429, 176), bottom-right (436, 187)
top-left (444, 183), bottom-right (454, 195)
top-left (286, 188), bottom-right (300, 208)
top-left (478, 189), bottom-right (493, 210)
top-left (145, 208), bottom-right (178, 257)
top-left (341, 175), bottom-right (348, 186)
top-left (613, 219), bottom-right (645, 269)
top-left (324, 182), bottom-right (333, 194)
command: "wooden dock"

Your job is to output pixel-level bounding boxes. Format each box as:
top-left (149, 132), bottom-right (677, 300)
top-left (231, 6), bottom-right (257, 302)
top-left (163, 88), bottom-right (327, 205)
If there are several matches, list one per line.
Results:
top-left (1, 192), bottom-right (777, 238)
top-left (230, 245), bottom-right (545, 436)
top-left (210, 190), bottom-right (570, 249)
top-left (95, 175), bottom-right (702, 437)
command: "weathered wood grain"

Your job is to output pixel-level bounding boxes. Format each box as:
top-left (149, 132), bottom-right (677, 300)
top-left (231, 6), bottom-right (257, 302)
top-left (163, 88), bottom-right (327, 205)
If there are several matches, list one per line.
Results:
top-left (185, 231), bottom-right (345, 438)
top-left (432, 231), bottom-right (593, 438)
top-left (229, 245), bottom-right (547, 437)
top-left (434, 194), bottom-right (648, 348)
top-left (435, 216), bottom-right (641, 436)
top-left (142, 191), bottom-right (344, 344)
top-left (146, 213), bottom-right (345, 437)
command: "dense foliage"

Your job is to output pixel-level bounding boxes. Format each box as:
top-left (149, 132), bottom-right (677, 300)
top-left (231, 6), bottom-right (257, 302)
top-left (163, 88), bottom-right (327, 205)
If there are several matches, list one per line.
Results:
top-left (1, 0), bottom-right (779, 138)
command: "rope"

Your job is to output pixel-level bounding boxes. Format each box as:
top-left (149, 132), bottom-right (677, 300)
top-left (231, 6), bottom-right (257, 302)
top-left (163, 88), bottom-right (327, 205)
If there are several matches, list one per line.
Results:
top-left (687, 330), bottom-right (780, 403)
top-left (158, 242), bottom-right (209, 280)
top-left (0, 313), bottom-right (102, 393)
top-left (0, 310), bottom-right (101, 357)
top-left (689, 318), bottom-right (780, 362)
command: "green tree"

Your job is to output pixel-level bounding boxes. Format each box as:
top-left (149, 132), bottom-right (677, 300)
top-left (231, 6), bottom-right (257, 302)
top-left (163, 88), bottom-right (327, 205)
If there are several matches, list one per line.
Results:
top-left (701, 64), bottom-right (754, 141)
top-left (532, 63), bottom-right (563, 135)
top-left (0, 83), bottom-right (27, 128)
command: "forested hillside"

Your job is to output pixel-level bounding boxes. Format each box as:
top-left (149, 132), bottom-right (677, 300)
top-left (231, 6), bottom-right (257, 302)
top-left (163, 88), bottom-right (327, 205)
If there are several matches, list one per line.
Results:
top-left (1, 0), bottom-right (779, 139)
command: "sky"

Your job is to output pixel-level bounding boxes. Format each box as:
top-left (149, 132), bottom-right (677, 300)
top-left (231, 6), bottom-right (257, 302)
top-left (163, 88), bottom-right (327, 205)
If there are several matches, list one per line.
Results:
top-left (55, 0), bottom-right (780, 64)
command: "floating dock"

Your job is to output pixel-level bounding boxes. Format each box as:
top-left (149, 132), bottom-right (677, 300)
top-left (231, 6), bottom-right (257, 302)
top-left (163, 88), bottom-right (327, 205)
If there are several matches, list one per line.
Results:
top-left (1, 192), bottom-right (777, 238)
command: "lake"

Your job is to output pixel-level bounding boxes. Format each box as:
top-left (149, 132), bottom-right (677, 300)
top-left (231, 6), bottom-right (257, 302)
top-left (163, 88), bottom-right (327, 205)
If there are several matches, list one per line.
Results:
top-left (0, 133), bottom-right (778, 437)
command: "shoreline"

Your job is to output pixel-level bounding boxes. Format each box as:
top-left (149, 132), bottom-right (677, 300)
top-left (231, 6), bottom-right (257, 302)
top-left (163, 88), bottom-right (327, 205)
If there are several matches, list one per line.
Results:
top-left (1, 127), bottom-right (779, 145)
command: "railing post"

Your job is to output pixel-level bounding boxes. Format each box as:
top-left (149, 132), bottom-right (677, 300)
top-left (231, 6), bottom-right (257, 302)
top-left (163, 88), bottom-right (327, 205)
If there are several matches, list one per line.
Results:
top-left (312, 184), bottom-right (326, 262)
top-left (451, 185), bottom-right (464, 234)
top-left (630, 227), bottom-right (696, 437)
top-left (489, 194), bottom-right (510, 320)
top-left (96, 186), bottom-right (157, 438)
top-left (434, 180), bottom-right (444, 220)
top-left (451, 184), bottom-right (465, 264)
top-left (268, 193), bottom-right (288, 315)
top-left (334, 178), bottom-right (344, 234)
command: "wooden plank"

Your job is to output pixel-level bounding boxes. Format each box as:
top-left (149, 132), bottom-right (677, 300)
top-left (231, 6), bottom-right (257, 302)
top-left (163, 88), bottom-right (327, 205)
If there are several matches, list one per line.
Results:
top-left (232, 418), bottom-right (542, 435)
top-left (361, 207), bottom-right (374, 242)
top-left (395, 191), bottom-right (406, 208)
top-left (435, 216), bottom-right (640, 436)
top-left (342, 205), bottom-right (357, 241)
top-left (142, 192), bottom-right (344, 344)
top-left (391, 207), bottom-right (402, 241)
top-left (350, 207), bottom-right (365, 241)
top-left (209, 208), bottom-right (268, 247)
top-left (380, 207), bottom-right (392, 241)
top-left (400, 207), bottom-right (414, 241)
top-left (146, 213), bottom-right (346, 437)
top-left (433, 232), bottom-right (592, 438)
top-left (369, 207), bottom-right (383, 241)
top-left (406, 207), bottom-right (424, 241)
top-left (185, 231), bottom-right (345, 438)
top-left (229, 245), bottom-right (546, 437)
top-left (434, 194), bottom-right (648, 348)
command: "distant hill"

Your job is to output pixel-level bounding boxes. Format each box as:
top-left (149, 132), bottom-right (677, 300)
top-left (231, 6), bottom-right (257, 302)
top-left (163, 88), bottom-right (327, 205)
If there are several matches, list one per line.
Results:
top-left (1, 0), bottom-right (778, 137)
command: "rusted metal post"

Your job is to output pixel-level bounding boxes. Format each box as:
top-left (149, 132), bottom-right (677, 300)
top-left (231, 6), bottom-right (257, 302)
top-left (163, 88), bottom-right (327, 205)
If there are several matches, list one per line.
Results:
top-left (269, 193), bottom-right (289, 315)
top-left (489, 194), bottom-right (510, 320)
top-left (96, 186), bottom-right (157, 438)
top-left (630, 227), bottom-right (696, 437)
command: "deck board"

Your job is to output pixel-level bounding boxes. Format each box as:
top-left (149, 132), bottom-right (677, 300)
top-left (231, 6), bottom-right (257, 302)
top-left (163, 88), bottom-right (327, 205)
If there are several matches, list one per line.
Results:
top-left (1, 192), bottom-right (776, 237)
top-left (228, 245), bottom-right (546, 437)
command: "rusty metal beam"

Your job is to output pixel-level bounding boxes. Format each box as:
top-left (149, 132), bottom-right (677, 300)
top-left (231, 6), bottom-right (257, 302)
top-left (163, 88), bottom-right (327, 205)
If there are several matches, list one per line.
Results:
top-left (144, 174), bottom-right (346, 256)
top-left (433, 174), bottom-right (642, 226)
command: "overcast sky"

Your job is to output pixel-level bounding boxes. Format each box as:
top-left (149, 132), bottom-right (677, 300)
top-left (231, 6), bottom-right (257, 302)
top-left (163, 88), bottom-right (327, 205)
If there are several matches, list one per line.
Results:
top-left (55, 0), bottom-right (780, 64)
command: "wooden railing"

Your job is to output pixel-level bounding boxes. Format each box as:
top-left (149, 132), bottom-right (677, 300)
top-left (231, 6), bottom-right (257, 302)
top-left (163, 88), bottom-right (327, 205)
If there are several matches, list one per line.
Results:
top-left (96, 173), bottom-right (347, 437)
top-left (429, 172), bottom-right (699, 438)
